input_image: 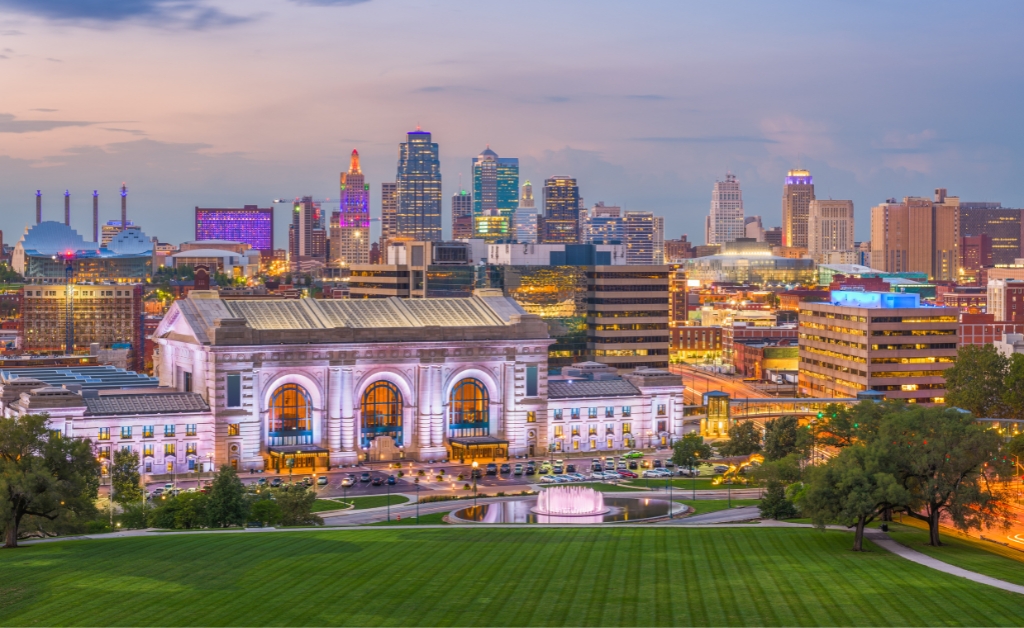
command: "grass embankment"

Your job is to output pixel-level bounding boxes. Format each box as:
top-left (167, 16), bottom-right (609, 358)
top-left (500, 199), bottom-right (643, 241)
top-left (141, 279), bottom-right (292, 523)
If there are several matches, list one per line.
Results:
top-left (312, 495), bottom-right (411, 512)
top-left (367, 512), bottom-right (449, 526)
top-left (624, 477), bottom-right (758, 491)
top-left (3, 528), bottom-right (1024, 626)
top-left (676, 499), bottom-right (761, 516)
top-left (884, 519), bottom-right (1024, 587)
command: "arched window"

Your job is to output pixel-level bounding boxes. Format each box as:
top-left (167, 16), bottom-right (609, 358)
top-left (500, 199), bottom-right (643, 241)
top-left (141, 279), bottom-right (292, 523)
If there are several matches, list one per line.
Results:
top-left (361, 381), bottom-right (403, 447)
top-left (449, 378), bottom-right (489, 437)
top-left (268, 384), bottom-right (312, 446)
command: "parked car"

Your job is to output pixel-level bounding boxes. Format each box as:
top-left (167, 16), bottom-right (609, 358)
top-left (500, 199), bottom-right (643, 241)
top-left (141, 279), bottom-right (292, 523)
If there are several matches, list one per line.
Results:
top-left (301, 476), bottom-right (313, 487)
top-left (591, 458), bottom-right (602, 469)
top-left (553, 465), bottom-right (564, 474)
top-left (526, 464), bottom-right (536, 475)
top-left (371, 476), bottom-right (383, 486)
top-left (653, 459), bottom-right (663, 468)
top-left (591, 471), bottom-right (607, 480)
top-left (539, 475), bottom-right (557, 483)
top-left (257, 478), bottom-right (267, 487)
top-left (624, 451), bottom-right (645, 459)
top-left (566, 463), bottom-right (576, 473)
top-left (605, 471), bottom-right (623, 480)
top-left (628, 460), bottom-right (638, 470)
top-left (270, 478), bottom-right (283, 487)
top-left (664, 460), bottom-right (676, 469)
top-left (616, 469), bottom-right (638, 479)
top-left (605, 457), bottom-right (615, 468)
top-left (553, 475), bottom-right (571, 483)
top-left (387, 475), bottom-right (396, 485)
top-left (642, 470), bottom-right (661, 478)
top-left (616, 463), bottom-right (627, 471)
top-left (486, 463), bottom-right (498, 475)
top-left (317, 476), bottom-right (328, 486)
top-left (471, 468), bottom-right (482, 479)
top-left (360, 472), bottom-right (371, 482)
top-left (678, 467), bottom-right (700, 477)
top-left (570, 473), bottom-right (586, 482)
top-left (513, 463), bottom-right (523, 475)
top-left (713, 465), bottom-right (729, 474)
top-left (499, 463), bottom-right (511, 474)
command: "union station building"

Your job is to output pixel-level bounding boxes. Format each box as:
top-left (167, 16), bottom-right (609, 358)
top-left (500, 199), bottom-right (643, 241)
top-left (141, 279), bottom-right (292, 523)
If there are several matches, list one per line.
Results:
top-left (3, 292), bottom-right (689, 472)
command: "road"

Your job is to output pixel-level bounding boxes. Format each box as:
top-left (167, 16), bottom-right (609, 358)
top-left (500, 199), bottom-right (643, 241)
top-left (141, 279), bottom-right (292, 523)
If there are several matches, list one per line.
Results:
top-left (669, 364), bottom-right (770, 404)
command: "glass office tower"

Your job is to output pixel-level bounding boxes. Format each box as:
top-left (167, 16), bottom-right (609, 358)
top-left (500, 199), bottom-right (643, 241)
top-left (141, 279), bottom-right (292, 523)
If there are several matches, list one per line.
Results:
top-left (472, 147), bottom-right (520, 220)
top-left (396, 129), bottom-right (442, 242)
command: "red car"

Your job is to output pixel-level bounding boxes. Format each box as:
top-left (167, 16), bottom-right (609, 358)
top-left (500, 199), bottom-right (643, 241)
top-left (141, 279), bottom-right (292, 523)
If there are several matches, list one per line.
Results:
top-left (616, 469), bottom-right (638, 479)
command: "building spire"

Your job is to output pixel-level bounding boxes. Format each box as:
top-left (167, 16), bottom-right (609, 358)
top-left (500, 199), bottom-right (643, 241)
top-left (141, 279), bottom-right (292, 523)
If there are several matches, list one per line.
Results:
top-left (349, 149), bottom-right (361, 175)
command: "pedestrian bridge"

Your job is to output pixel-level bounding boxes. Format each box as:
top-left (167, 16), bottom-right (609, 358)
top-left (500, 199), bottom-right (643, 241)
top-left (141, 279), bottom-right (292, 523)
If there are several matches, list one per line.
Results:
top-left (682, 393), bottom-right (871, 439)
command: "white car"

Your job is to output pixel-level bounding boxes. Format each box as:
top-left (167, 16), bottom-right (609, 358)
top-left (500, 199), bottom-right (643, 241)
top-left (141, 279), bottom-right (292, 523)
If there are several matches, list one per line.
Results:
top-left (539, 475), bottom-right (557, 483)
top-left (602, 471), bottom-right (621, 480)
top-left (553, 476), bottom-right (571, 483)
top-left (591, 471), bottom-right (607, 480)
top-left (642, 470), bottom-right (664, 478)
top-left (678, 467), bottom-right (701, 477)
top-left (570, 473), bottom-right (587, 482)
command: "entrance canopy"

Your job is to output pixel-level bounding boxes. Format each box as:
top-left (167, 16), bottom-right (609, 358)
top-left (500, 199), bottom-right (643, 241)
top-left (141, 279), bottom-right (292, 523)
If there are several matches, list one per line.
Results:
top-left (449, 436), bottom-right (509, 463)
top-left (267, 445), bottom-right (330, 472)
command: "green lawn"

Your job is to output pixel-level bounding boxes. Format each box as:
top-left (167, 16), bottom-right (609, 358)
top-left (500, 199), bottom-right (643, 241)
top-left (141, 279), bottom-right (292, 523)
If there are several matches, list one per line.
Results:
top-left (573, 482), bottom-right (642, 492)
top-left (367, 512), bottom-right (449, 526)
top-left (313, 495), bottom-right (411, 512)
top-left (4, 528), bottom-right (1024, 626)
top-left (676, 499), bottom-right (761, 516)
top-left (625, 477), bottom-right (758, 491)
top-left (885, 521), bottom-right (1024, 587)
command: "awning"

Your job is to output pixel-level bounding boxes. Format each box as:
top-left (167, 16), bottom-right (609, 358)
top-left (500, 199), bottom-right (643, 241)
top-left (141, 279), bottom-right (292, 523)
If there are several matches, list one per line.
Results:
top-left (449, 436), bottom-right (509, 447)
top-left (267, 446), bottom-right (330, 455)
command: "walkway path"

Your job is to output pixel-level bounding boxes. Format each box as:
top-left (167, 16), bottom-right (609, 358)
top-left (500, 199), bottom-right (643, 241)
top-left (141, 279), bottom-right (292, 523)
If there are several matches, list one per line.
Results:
top-left (668, 506), bottom-right (761, 525)
top-left (863, 529), bottom-right (1024, 596)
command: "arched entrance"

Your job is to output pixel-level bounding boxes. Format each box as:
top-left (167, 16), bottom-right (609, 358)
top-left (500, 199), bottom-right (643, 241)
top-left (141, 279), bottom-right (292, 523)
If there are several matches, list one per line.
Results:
top-left (268, 383), bottom-right (312, 446)
top-left (361, 381), bottom-right (403, 450)
top-left (449, 378), bottom-right (490, 437)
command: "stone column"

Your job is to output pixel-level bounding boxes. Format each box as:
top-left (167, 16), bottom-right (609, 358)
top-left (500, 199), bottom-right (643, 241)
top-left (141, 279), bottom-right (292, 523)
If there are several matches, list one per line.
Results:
top-left (502, 361), bottom-right (515, 443)
top-left (341, 368), bottom-right (355, 453)
top-left (327, 368), bottom-right (342, 455)
top-left (430, 365), bottom-right (444, 447)
top-left (418, 366), bottom-right (432, 449)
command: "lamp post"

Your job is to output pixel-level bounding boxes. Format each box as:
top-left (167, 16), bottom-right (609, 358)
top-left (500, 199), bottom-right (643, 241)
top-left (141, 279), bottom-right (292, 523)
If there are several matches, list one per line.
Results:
top-left (286, 457), bottom-right (294, 485)
top-left (415, 479), bottom-right (421, 524)
top-left (472, 461), bottom-right (479, 509)
top-left (386, 481), bottom-right (391, 523)
top-left (206, 452), bottom-right (213, 488)
top-left (666, 477), bottom-right (673, 519)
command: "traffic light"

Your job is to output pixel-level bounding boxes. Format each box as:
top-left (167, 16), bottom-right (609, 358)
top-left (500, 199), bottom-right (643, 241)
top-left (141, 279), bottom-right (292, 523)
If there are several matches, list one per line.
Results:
top-left (817, 412), bottom-right (823, 419)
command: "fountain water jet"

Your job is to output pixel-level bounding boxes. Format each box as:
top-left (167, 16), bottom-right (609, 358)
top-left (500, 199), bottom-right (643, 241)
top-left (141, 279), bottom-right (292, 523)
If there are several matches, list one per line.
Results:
top-left (531, 486), bottom-right (610, 516)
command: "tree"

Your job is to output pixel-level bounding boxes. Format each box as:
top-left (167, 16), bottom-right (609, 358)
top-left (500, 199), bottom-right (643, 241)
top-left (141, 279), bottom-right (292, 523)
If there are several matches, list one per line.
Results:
top-left (763, 416), bottom-right (802, 461)
top-left (671, 433), bottom-right (713, 474)
top-left (0, 415), bottom-right (100, 548)
top-left (798, 444), bottom-right (910, 551)
top-left (206, 466), bottom-right (249, 528)
top-left (1002, 354), bottom-right (1024, 422)
top-left (878, 406), bottom-right (1006, 546)
top-left (174, 492), bottom-right (208, 529)
top-left (110, 449), bottom-right (143, 506)
top-left (944, 344), bottom-right (1009, 418)
top-left (1007, 432), bottom-right (1024, 461)
top-left (250, 498), bottom-right (282, 526)
top-left (717, 421), bottom-right (762, 457)
top-left (275, 485), bottom-right (323, 527)
top-left (759, 481), bottom-right (798, 520)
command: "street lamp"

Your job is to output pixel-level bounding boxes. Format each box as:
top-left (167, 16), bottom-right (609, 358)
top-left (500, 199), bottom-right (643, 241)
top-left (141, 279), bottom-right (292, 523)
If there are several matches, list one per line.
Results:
top-left (472, 461), bottom-right (479, 509)
top-left (386, 481), bottom-right (391, 523)
top-left (415, 479), bottom-right (421, 524)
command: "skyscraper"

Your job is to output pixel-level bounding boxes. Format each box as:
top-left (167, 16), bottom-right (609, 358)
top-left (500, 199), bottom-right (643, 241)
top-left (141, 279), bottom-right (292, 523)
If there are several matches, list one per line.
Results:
top-left (331, 149), bottom-right (370, 266)
top-left (380, 182), bottom-right (398, 252)
top-left (395, 129), bottom-right (442, 242)
top-left (289, 196), bottom-right (327, 269)
top-left (539, 176), bottom-right (580, 244)
top-left (958, 200), bottom-right (1022, 265)
top-left (520, 181), bottom-right (535, 209)
top-left (870, 196), bottom-right (959, 280)
top-left (706, 172), bottom-right (745, 245)
top-left (625, 211), bottom-right (655, 264)
top-left (472, 146), bottom-right (519, 218)
top-left (513, 210), bottom-right (538, 243)
top-left (653, 216), bottom-right (665, 264)
top-left (782, 170), bottom-right (815, 248)
top-left (451, 189), bottom-right (474, 239)
top-left (584, 203), bottom-right (624, 244)
top-left (807, 199), bottom-right (854, 263)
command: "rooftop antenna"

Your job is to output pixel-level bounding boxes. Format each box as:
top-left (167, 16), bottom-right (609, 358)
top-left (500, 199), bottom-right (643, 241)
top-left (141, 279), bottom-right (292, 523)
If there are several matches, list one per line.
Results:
top-left (35, 190), bottom-right (42, 224)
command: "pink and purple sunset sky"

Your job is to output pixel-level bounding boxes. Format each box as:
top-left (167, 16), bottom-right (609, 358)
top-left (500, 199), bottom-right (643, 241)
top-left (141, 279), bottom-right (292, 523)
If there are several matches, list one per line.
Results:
top-left (1, 0), bottom-right (1022, 248)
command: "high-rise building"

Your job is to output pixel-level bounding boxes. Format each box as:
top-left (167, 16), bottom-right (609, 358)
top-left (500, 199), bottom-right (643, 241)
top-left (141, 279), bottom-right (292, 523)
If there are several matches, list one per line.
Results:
top-left (624, 211), bottom-right (655, 265)
top-left (380, 182), bottom-right (398, 252)
top-left (798, 290), bottom-right (958, 404)
top-left (744, 216), bottom-right (764, 241)
top-left (653, 216), bottom-right (665, 264)
top-left (473, 213), bottom-right (510, 243)
top-left (584, 203), bottom-right (624, 244)
top-left (782, 170), bottom-right (815, 248)
top-left (395, 129), bottom-right (442, 242)
top-left (330, 149), bottom-right (370, 267)
top-left (539, 176), bottom-right (581, 244)
top-left (961, 235), bottom-right (992, 274)
top-left (472, 147), bottom-right (519, 220)
top-left (22, 283), bottom-right (144, 362)
top-left (958, 201), bottom-right (1022, 266)
top-left (987, 279), bottom-right (1024, 322)
top-left (870, 196), bottom-right (958, 280)
top-left (706, 173), bottom-right (745, 245)
top-left (195, 206), bottom-right (274, 254)
top-left (288, 196), bottom-right (327, 269)
top-left (807, 199), bottom-right (854, 263)
top-left (513, 209), bottom-right (538, 243)
top-left (587, 266), bottom-right (670, 370)
top-left (764, 226), bottom-right (783, 247)
top-left (451, 189), bottom-right (474, 240)
top-left (520, 181), bottom-right (535, 209)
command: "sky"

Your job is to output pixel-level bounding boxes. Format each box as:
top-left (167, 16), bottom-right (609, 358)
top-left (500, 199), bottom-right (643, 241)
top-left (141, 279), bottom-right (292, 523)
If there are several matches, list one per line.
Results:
top-left (2, 0), bottom-right (1024, 250)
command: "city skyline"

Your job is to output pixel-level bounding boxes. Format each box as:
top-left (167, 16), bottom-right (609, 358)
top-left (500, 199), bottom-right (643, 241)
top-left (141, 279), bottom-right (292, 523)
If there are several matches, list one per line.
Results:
top-left (2, 2), bottom-right (1024, 247)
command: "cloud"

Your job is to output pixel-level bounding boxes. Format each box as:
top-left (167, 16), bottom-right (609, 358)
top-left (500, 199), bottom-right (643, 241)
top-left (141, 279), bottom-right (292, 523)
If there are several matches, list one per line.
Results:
top-left (102, 127), bottom-right (147, 136)
top-left (0, 0), bottom-right (251, 29)
top-left (0, 113), bottom-right (95, 133)
top-left (625, 94), bottom-right (668, 101)
top-left (632, 135), bottom-right (779, 144)
top-left (0, 30), bottom-right (21, 36)
top-left (414, 86), bottom-right (447, 93)
top-left (544, 96), bottom-right (571, 103)
top-left (31, 108), bottom-right (58, 112)
top-left (289, 0), bottom-right (372, 5)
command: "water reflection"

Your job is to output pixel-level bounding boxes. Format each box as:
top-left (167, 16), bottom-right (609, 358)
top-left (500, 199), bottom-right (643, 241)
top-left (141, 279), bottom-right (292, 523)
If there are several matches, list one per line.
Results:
top-left (453, 497), bottom-right (676, 524)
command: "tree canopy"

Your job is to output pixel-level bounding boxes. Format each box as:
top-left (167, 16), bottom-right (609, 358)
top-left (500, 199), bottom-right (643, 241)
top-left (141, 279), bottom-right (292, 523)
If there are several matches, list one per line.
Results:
top-left (111, 448), bottom-right (144, 506)
top-left (762, 416), bottom-right (807, 461)
top-left (671, 433), bottom-right (713, 471)
top-left (944, 344), bottom-right (1009, 418)
top-left (717, 422), bottom-right (762, 457)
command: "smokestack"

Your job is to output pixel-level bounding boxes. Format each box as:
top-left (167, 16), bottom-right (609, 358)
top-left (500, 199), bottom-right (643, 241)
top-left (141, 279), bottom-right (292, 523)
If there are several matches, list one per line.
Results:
top-left (64, 190), bottom-right (70, 226)
top-left (35, 190), bottom-right (41, 224)
top-left (92, 190), bottom-right (99, 243)
top-left (120, 183), bottom-right (127, 230)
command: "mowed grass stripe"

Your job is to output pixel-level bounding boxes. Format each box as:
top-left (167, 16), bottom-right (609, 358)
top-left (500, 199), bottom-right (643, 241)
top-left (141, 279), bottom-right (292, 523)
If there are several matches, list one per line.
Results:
top-left (5, 528), bottom-right (1024, 626)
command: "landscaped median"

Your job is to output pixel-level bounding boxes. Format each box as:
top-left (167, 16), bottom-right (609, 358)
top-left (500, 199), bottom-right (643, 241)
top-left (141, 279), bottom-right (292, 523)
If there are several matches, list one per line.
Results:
top-left (3, 528), bottom-right (1024, 626)
top-left (311, 495), bottom-right (411, 513)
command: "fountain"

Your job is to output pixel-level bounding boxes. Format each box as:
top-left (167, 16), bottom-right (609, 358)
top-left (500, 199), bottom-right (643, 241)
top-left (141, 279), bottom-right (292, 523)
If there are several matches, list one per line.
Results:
top-left (532, 486), bottom-right (610, 516)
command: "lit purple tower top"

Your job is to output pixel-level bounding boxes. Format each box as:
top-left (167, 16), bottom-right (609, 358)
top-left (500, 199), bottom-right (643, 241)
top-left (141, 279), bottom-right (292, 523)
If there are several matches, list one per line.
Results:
top-left (784, 170), bottom-right (813, 185)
